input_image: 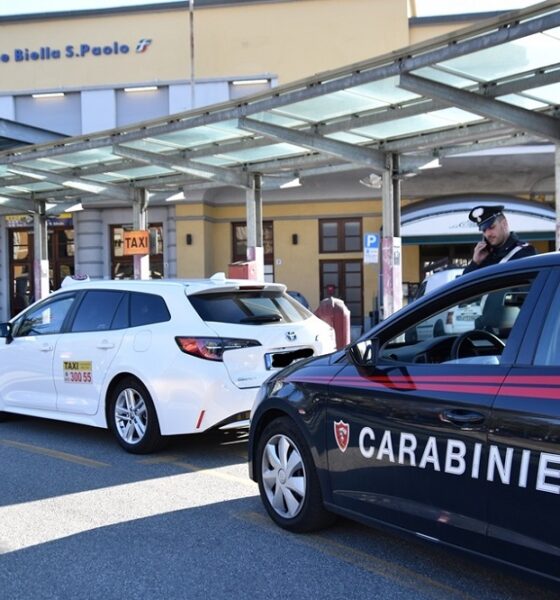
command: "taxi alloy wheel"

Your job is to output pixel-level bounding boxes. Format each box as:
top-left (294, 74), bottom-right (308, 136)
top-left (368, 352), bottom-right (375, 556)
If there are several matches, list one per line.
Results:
top-left (108, 377), bottom-right (163, 454)
top-left (257, 417), bottom-right (334, 532)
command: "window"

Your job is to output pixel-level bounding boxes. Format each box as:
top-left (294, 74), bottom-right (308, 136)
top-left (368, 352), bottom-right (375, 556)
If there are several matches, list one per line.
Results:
top-left (319, 219), bottom-right (361, 253)
top-left (534, 285), bottom-right (560, 365)
top-left (379, 282), bottom-right (533, 365)
top-left (320, 260), bottom-right (363, 327)
top-left (71, 291), bottom-right (126, 332)
top-left (420, 244), bottom-right (473, 279)
top-left (232, 222), bottom-right (274, 263)
top-left (9, 227), bottom-right (75, 316)
top-left (188, 291), bottom-right (310, 325)
top-left (14, 294), bottom-right (76, 337)
top-left (111, 224), bottom-right (164, 279)
top-left (130, 292), bottom-right (171, 327)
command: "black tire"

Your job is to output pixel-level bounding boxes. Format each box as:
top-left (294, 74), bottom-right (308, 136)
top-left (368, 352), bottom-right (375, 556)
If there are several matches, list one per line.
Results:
top-left (256, 417), bottom-right (335, 532)
top-left (0, 411), bottom-right (10, 422)
top-left (107, 376), bottom-right (163, 454)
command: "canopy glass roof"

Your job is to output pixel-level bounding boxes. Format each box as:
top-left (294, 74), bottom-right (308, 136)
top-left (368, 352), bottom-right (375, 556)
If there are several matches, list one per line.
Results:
top-left (0, 1), bottom-right (558, 213)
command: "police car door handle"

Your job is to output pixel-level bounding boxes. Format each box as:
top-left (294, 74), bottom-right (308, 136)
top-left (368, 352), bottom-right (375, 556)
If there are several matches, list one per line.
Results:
top-left (440, 409), bottom-right (485, 426)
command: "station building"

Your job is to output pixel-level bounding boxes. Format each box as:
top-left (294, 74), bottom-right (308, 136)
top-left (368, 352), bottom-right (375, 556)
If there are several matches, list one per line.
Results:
top-left (0, 0), bottom-right (555, 328)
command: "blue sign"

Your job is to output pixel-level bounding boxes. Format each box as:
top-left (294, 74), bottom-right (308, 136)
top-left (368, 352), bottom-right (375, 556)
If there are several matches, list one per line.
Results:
top-left (0, 39), bottom-right (152, 64)
top-left (364, 233), bottom-right (379, 264)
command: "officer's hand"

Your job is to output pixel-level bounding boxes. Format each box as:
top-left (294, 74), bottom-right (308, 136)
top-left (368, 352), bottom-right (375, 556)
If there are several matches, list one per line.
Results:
top-left (472, 241), bottom-right (490, 264)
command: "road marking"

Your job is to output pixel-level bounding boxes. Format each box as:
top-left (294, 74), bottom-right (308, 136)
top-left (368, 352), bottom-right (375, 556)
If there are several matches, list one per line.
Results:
top-left (137, 456), bottom-right (257, 488)
top-left (0, 439), bottom-right (110, 468)
top-left (238, 511), bottom-right (478, 600)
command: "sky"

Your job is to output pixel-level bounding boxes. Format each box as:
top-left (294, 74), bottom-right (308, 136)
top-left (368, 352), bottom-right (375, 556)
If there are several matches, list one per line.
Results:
top-left (0, 0), bottom-right (541, 18)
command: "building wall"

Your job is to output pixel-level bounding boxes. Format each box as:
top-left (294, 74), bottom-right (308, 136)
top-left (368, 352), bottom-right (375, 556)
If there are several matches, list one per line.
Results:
top-left (0, 1), bottom-right (412, 94)
top-left (408, 20), bottom-right (478, 46)
top-left (0, 2), bottom-right (513, 321)
top-left (175, 198), bottom-right (382, 317)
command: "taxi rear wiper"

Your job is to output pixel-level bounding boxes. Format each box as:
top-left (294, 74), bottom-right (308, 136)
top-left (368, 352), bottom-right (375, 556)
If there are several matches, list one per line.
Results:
top-left (240, 314), bottom-right (282, 323)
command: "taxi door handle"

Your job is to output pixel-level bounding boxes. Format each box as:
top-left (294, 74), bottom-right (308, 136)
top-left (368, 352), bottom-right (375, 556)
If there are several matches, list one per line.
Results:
top-left (39, 343), bottom-right (53, 352)
top-left (440, 409), bottom-right (485, 426)
top-left (97, 340), bottom-right (115, 350)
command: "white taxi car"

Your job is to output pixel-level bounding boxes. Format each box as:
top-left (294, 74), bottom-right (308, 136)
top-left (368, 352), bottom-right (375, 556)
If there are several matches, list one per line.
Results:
top-left (413, 268), bottom-right (482, 340)
top-left (0, 274), bottom-right (335, 453)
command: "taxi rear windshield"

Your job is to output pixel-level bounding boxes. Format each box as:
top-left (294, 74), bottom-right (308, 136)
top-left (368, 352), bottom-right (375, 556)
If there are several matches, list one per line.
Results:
top-left (188, 291), bottom-right (310, 324)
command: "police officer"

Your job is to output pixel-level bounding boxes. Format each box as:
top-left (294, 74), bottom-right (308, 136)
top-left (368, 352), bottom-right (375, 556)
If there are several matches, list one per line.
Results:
top-left (463, 205), bottom-right (536, 274)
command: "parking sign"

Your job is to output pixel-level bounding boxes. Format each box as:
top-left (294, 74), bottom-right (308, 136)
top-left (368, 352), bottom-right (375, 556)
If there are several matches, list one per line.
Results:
top-left (364, 233), bottom-right (379, 264)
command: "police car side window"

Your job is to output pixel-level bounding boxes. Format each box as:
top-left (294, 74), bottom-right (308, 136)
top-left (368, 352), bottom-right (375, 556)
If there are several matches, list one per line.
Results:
top-left (534, 285), bottom-right (560, 366)
top-left (381, 283), bottom-right (531, 365)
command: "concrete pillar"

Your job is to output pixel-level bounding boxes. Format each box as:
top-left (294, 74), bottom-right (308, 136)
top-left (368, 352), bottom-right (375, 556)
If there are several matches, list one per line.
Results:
top-left (33, 200), bottom-right (50, 300)
top-left (246, 173), bottom-right (264, 280)
top-left (381, 153), bottom-right (403, 319)
top-left (133, 188), bottom-right (150, 280)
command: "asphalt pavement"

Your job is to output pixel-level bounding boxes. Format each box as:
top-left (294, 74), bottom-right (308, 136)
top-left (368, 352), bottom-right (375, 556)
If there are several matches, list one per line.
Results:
top-left (0, 415), bottom-right (557, 600)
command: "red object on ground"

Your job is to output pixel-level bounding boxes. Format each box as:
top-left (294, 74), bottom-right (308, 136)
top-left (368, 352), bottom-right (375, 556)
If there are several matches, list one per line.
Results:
top-left (315, 296), bottom-right (351, 349)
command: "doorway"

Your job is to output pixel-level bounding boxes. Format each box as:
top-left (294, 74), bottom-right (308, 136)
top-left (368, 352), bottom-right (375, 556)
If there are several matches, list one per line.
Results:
top-left (9, 227), bottom-right (75, 316)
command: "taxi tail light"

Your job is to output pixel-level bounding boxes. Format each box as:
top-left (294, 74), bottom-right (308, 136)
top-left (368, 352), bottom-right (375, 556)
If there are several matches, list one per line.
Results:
top-left (446, 311), bottom-right (454, 325)
top-left (175, 336), bottom-right (261, 361)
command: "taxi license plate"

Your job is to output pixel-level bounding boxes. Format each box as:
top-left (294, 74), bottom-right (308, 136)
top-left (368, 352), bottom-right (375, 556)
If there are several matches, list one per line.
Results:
top-left (265, 348), bottom-right (314, 370)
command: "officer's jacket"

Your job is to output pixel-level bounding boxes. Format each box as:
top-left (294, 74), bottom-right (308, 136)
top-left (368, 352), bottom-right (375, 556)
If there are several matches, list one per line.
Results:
top-left (463, 232), bottom-right (537, 274)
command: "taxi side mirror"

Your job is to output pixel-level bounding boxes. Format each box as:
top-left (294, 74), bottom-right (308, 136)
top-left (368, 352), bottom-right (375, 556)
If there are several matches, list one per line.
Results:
top-left (0, 322), bottom-right (13, 344)
top-left (347, 338), bottom-right (379, 367)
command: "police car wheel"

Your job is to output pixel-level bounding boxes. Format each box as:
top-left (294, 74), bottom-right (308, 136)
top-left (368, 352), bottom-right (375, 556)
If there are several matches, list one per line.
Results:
top-left (108, 377), bottom-right (163, 454)
top-left (257, 417), bottom-right (335, 532)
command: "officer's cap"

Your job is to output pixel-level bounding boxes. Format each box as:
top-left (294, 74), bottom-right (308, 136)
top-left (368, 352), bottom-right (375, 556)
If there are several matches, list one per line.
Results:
top-left (468, 205), bottom-right (505, 231)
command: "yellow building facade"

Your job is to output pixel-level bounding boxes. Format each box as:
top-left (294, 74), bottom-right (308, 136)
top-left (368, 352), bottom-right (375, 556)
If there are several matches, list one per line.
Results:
top-left (0, 1), bottom-right (554, 325)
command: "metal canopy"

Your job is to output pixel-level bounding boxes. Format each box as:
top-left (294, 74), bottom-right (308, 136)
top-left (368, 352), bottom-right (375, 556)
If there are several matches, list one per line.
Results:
top-left (0, 3), bottom-right (558, 211)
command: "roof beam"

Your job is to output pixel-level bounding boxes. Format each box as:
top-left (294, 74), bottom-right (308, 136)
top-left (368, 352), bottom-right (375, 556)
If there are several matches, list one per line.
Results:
top-left (0, 7), bottom-right (556, 166)
top-left (7, 165), bottom-right (133, 201)
top-left (381, 120), bottom-right (514, 152)
top-left (0, 194), bottom-right (35, 213)
top-left (112, 145), bottom-right (251, 188)
top-left (238, 118), bottom-right (435, 173)
top-left (399, 72), bottom-right (560, 142)
top-left (238, 117), bottom-right (388, 172)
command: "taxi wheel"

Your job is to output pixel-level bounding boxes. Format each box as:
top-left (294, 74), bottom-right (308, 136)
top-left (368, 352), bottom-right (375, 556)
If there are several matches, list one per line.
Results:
top-left (107, 377), bottom-right (163, 454)
top-left (0, 411), bottom-right (9, 422)
top-left (257, 417), bottom-right (335, 532)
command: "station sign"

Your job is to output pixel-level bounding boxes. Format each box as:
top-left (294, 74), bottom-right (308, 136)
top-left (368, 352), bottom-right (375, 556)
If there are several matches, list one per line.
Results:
top-left (0, 38), bottom-right (152, 64)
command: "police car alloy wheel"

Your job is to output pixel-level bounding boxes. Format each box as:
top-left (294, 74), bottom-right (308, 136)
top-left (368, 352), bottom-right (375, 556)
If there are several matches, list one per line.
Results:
top-left (257, 417), bottom-right (335, 532)
top-left (108, 377), bottom-right (163, 454)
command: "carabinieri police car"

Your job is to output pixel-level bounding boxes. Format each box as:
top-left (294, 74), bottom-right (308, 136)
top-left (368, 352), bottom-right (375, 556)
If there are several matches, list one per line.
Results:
top-left (248, 252), bottom-right (560, 584)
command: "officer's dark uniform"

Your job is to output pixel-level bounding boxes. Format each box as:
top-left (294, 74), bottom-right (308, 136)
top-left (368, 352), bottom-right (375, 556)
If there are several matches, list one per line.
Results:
top-left (463, 205), bottom-right (536, 275)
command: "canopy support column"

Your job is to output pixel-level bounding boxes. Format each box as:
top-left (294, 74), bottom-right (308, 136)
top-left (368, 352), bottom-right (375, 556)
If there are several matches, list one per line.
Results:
top-left (381, 153), bottom-right (403, 319)
top-left (246, 172), bottom-right (264, 280)
top-left (33, 199), bottom-right (50, 300)
top-left (132, 188), bottom-right (150, 280)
